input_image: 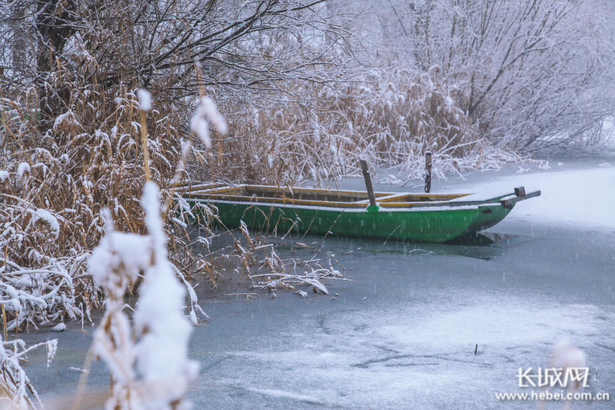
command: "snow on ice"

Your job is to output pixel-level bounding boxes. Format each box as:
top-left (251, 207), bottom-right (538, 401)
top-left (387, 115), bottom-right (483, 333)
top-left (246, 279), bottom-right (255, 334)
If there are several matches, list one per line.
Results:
top-left (451, 165), bottom-right (615, 231)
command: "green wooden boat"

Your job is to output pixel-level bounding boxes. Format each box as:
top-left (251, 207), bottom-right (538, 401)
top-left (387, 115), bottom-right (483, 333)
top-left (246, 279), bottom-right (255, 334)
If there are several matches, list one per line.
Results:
top-left (178, 183), bottom-right (540, 243)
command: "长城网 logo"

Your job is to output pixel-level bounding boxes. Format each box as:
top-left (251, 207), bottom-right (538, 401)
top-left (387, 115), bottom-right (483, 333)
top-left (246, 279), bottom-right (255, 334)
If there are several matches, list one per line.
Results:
top-left (517, 367), bottom-right (590, 388)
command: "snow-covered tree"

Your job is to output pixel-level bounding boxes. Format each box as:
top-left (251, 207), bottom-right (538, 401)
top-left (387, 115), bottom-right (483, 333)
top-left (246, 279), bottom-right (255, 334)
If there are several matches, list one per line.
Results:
top-left (357, 0), bottom-right (615, 150)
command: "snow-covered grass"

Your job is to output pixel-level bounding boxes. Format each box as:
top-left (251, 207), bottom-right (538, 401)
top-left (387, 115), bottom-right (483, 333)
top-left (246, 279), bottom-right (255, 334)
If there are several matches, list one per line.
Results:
top-left (0, 77), bottom-right (222, 408)
top-left (0, 83), bottom-right (213, 329)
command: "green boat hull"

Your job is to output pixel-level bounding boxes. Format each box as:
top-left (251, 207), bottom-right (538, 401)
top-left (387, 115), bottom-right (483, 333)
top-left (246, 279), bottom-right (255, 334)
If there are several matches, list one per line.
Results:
top-left (186, 199), bottom-right (513, 243)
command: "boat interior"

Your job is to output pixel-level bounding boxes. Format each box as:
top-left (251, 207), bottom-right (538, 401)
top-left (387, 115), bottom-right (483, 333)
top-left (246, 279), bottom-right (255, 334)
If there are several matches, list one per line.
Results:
top-left (176, 183), bottom-right (472, 209)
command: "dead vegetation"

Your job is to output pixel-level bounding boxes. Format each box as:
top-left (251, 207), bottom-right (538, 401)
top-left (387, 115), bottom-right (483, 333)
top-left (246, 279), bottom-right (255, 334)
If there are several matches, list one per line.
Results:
top-left (0, 77), bottom-right (193, 328)
top-left (0, 1), bottom-right (610, 408)
top-left (205, 67), bottom-right (525, 187)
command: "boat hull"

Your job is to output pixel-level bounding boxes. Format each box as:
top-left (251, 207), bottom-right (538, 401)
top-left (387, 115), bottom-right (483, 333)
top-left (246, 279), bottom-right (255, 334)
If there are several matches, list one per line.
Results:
top-left (186, 199), bottom-right (513, 243)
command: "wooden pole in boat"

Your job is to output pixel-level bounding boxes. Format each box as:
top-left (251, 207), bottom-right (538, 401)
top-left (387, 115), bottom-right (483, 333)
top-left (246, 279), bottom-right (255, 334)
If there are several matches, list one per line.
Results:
top-left (424, 151), bottom-right (432, 193)
top-left (360, 160), bottom-right (377, 208)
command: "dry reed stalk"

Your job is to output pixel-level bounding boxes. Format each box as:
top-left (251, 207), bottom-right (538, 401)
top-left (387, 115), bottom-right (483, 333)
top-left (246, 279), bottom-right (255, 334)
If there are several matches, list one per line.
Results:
top-left (186, 67), bottom-right (529, 188)
top-left (82, 183), bottom-right (199, 409)
top-left (1, 304), bottom-right (6, 341)
top-left (139, 109), bottom-right (151, 181)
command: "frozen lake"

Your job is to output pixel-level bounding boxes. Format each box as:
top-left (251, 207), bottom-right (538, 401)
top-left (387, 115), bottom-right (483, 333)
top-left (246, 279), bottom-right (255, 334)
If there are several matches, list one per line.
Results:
top-left (17, 156), bottom-right (615, 409)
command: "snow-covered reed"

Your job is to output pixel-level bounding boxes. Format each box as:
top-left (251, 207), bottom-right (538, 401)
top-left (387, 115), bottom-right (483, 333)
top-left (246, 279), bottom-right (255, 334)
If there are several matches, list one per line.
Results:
top-left (199, 68), bottom-right (529, 187)
top-left (88, 182), bottom-right (198, 410)
top-left (0, 337), bottom-right (57, 409)
top-left (224, 223), bottom-right (346, 296)
top-left (0, 79), bottom-right (210, 328)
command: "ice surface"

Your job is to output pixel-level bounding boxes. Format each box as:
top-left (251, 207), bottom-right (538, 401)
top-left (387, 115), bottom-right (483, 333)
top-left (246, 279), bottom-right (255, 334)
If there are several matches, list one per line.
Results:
top-left (193, 292), bottom-right (613, 409)
top-left (451, 166), bottom-right (615, 230)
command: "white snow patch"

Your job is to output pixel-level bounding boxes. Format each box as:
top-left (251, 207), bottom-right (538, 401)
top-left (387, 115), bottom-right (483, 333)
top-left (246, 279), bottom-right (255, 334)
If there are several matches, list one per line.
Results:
top-left (32, 209), bottom-right (60, 237)
top-left (190, 96), bottom-right (227, 149)
top-left (46, 339), bottom-right (58, 368)
top-left (200, 97), bottom-right (228, 135)
top-left (137, 89), bottom-right (152, 111)
top-left (380, 300), bottom-right (596, 348)
top-left (191, 113), bottom-right (210, 148)
top-left (52, 323), bottom-right (66, 332)
top-left (53, 109), bottom-right (80, 131)
top-left (171, 217), bottom-right (187, 228)
top-left (450, 189), bottom-right (515, 203)
top-left (88, 231), bottom-right (152, 288)
top-left (17, 163), bottom-right (30, 178)
top-left (0, 170), bottom-right (9, 182)
top-left (69, 367), bottom-right (90, 373)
